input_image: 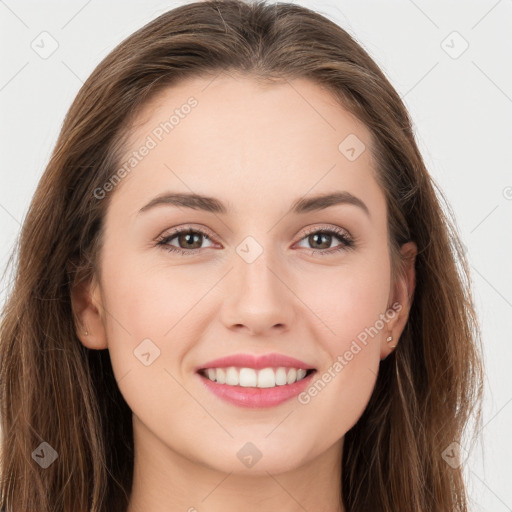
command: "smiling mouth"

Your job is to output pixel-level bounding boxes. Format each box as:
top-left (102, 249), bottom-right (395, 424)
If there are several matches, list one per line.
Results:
top-left (198, 367), bottom-right (317, 389)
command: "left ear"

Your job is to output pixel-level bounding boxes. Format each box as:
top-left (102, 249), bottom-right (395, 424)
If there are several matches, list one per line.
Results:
top-left (380, 241), bottom-right (417, 359)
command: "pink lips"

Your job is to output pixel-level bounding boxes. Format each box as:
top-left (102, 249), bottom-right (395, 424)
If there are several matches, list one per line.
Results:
top-left (195, 352), bottom-right (317, 408)
top-left (196, 352), bottom-right (315, 371)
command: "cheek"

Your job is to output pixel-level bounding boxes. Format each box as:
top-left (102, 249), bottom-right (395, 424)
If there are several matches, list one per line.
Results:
top-left (97, 246), bottom-right (201, 384)
top-left (292, 254), bottom-right (390, 417)
top-left (300, 256), bottom-right (391, 347)
top-left (101, 246), bottom-right (208, 339)
top-left (98, 255), bottom-right (206, 429)
top-left (295, 270), bottom-right (388, 444)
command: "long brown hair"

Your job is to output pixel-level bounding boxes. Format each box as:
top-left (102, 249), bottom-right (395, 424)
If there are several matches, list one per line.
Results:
top-left (0, 1), bottom-right (484, 510)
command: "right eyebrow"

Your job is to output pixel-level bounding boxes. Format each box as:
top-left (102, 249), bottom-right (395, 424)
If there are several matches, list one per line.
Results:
top-left (139, 192), bottom-right (228, 215)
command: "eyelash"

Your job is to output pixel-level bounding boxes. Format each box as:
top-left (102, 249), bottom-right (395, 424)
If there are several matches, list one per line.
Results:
top-left (156, 224), bottom-right (355, 257)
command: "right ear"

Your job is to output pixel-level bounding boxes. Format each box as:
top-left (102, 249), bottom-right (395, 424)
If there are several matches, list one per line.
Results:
top-left (71, 274), bottom-right (108, 350)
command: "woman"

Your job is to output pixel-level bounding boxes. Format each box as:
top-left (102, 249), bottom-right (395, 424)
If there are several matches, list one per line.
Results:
top-left (0, 1), bottom-right (483, 510)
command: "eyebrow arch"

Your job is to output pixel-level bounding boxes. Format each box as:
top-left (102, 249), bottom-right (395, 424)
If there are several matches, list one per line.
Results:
top-left (139, 193), bottom-right (228, 215)
top-left (291, 191), bottom-right (370, 217)
top-left (138, 191), bottom-right (370, 217)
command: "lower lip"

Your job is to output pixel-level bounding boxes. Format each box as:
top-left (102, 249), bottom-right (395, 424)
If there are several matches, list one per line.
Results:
top-left (197, 370), bottom-right (316, 408)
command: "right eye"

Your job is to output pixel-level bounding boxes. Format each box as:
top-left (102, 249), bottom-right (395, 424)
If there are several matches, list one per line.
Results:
top-left (156, 226), bottom-right (217, 256)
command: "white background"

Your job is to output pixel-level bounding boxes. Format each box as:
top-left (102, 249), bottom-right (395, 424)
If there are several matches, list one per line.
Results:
top-left (1, 1), bottom-right (511, 510)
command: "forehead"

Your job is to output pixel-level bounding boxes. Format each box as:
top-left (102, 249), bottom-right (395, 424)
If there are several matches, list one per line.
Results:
top-left (128, 72), bottom-right (373, 153)
top-left (110, 73), bottom-right (383, 219)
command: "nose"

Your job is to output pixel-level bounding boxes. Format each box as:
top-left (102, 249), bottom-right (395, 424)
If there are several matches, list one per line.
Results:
top-left (220, 247), bottom-right (296, 336)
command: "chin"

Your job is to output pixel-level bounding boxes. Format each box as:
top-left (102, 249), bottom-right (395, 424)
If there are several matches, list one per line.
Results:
top-left (196, 437), bottom-right (311, 475)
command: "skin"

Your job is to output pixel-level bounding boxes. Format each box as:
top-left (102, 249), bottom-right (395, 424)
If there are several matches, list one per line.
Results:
top-left (73, 73), bottom-right (417, 512)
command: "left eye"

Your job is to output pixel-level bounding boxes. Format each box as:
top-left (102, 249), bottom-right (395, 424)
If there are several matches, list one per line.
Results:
top-left (295, 228), bottom-right (354, 254)
top-left (156, 226), bottom-right (354, 256)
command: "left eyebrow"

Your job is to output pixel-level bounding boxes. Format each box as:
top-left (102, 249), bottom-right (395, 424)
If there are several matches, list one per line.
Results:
top-left (291, 191), bottom-right (370, 218)
top-left (138, 191), bottom-right (370, 218)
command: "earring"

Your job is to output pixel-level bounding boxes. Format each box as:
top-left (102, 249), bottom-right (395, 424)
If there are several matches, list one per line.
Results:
top-left (386, 335), bottom-right (396, 349)
top-left (84, 329), bottom-right (89, 336)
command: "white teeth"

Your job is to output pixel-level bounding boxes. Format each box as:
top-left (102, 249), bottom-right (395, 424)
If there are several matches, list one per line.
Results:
top-left (275, 367), bottom-right (288, 386)
top-left (216, 367), bottom-right (226, 384)
top-left (286, 368), bottom-right (297, 384)
top-left (239, 368), bottom-right (257, 387)
top-left (225, 367), bottom-right (239, 386)
top-left (257, 368), bottom-right (275, 388)
top-left (201, 366), bottom-right (311, 388)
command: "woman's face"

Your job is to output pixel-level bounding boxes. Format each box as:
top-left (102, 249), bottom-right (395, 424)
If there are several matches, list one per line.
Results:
top-left (76, 74), bottom-right (416, 475)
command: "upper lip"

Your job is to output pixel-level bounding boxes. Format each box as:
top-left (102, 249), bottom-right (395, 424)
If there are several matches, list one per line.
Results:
top-left (196, 353), bottom-right (316, 371)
